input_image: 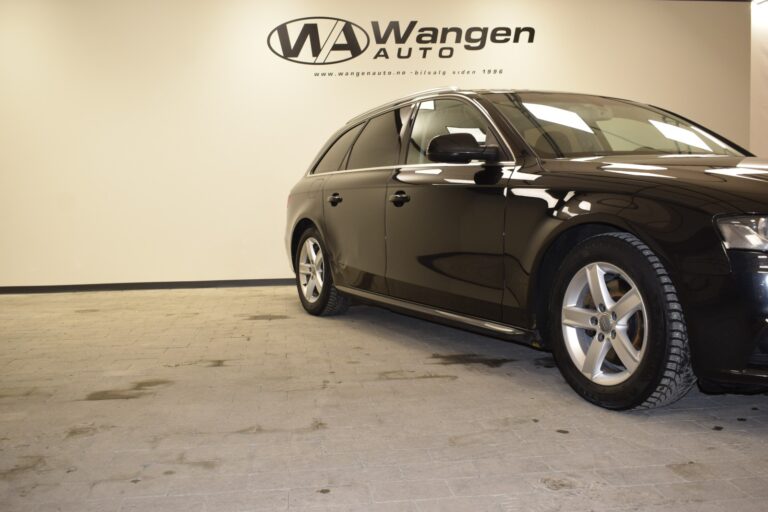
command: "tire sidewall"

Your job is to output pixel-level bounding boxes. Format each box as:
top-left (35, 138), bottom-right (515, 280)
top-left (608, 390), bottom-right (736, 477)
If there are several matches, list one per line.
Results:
top-left (549, 235), bottom-right (671, 410)
top-left (295, 228), bottom-right (333, 316)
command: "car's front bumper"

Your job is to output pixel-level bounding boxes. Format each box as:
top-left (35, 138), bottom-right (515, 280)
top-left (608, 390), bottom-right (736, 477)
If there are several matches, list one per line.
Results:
top-left (682, 250), bottom-right (768, 390)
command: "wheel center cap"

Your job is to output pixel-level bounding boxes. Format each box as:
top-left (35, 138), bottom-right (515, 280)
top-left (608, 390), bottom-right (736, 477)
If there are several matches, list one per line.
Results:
top-left (598, 314), bottom-right (613, 333)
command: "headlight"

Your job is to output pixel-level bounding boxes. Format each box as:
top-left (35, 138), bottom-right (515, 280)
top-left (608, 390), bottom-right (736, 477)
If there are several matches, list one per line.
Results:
top-left (717, 216), bottom-right (768, 251)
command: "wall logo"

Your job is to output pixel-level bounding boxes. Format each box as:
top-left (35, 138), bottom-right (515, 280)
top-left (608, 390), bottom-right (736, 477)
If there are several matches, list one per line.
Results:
top-left (267, 17), bottom-right (370, 65)
top-left (269, 18), bottom-right (536, 66)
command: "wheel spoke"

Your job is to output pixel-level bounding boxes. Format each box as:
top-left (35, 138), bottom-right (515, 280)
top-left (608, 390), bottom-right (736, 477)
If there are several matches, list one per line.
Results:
top-left (609, 328), bottom-right (640, 372)
top-left (298, 263), bottom-right (312, 276)
top-left (562, 306), bottom-right (596, 329)
top-left (611, 287), bottom-right (642, 324)
top-left (314, 253), bottom-right (324, 272)
top-left (305, 277), bottom-right (317, 298)
top-left (585, 263), bottom-right (613, 309)
top-left (582, 335), bottom-right (611, 378)
top-left (305, 240), bottom-right (317, 263)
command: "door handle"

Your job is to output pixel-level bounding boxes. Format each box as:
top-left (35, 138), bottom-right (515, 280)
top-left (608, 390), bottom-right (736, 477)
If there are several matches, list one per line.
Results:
top-left (327, 193), bottom-right (342, 206)
top-left (389, 191), bottom-right (410, 207)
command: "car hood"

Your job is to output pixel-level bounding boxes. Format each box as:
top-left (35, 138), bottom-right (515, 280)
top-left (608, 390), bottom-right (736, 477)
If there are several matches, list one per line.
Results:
top-left (539, 155), bottom-right (768, 214)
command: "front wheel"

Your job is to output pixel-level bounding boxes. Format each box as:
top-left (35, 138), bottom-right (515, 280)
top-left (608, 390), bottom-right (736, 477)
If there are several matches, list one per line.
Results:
top-left (549, 232), bottom-right (695, 410)
top-left (295, 228), bottom-right (348, 316)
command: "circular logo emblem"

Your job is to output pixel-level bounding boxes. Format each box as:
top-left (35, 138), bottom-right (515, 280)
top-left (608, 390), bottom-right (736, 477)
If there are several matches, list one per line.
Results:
top-left (268, 17), bottom-right (370, 65)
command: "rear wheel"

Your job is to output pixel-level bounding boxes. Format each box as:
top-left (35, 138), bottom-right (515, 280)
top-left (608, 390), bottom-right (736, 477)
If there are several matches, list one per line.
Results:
top-left (549, 232), bottom-right (695, 409)
top-left (295, 228), bottom-right (348, 316)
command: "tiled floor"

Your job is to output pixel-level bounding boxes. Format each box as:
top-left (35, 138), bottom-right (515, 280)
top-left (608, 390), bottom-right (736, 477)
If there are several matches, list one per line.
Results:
top-left (1, 286), bottom-right (767, 512)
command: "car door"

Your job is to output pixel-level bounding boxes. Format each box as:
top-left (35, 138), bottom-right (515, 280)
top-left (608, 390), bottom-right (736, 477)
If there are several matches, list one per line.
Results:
top-left (322, 106), bottom-right (412, 294)
top-left (385, 98), bottom-right (510, 320)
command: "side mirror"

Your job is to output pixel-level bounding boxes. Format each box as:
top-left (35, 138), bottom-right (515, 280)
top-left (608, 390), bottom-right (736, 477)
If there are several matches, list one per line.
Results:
top-left (426, 133), bottom-right (500, 164)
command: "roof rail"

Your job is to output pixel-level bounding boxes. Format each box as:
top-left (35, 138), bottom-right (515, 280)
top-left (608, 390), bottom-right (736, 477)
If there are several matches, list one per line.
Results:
top-left (347, 86), bottom-right (463, 124)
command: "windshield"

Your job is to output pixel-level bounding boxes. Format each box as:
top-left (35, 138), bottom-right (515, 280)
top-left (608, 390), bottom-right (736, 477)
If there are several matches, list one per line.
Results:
top-left (487, 92), bottom-right (744, 158)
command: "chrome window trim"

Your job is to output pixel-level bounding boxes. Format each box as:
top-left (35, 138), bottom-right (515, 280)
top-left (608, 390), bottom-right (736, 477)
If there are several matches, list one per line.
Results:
top-left (305, 165), bottom-right (399, 177)
top-left (305, 160), bottom-right (518, 178)
top-left (307, 92), bottom-right (516, 177)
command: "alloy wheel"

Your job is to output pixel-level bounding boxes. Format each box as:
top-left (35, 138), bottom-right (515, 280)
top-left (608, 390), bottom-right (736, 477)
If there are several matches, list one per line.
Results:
top-left (298, 237), bottom-right (324, 303)
top-left (561, 262), bottom-right (648, 386)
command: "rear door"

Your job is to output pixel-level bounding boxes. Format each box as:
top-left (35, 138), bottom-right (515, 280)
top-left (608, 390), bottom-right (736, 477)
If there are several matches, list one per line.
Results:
top-left (322, 106), bottom-right (412, 294)
top-left (385, 98), bottom-right (509, 320)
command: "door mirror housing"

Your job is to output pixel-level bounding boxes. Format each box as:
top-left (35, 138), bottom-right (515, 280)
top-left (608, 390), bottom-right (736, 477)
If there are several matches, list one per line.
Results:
top-left (426, 133), bottom-right (501, 164)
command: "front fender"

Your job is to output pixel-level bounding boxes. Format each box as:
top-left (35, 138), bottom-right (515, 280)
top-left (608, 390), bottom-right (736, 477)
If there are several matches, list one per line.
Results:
top-left (503, 183), bottom-right (729, 331)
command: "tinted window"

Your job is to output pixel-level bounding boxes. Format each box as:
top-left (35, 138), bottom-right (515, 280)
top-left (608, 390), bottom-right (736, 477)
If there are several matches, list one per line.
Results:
top-left (346, 108), bottom-right (409, 169)
top-left (407, 99), bottom-right (496, 164)
top-left (314, 124), bottom-right (363, 174)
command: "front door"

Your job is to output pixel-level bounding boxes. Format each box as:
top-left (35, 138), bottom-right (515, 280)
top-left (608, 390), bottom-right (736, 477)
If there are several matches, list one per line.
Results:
top-left (385, 99), bottom-right (509, 320)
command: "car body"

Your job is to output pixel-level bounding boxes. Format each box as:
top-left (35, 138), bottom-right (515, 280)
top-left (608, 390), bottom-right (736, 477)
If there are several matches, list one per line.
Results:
top-left (285, 87), bottom-right (768, 407)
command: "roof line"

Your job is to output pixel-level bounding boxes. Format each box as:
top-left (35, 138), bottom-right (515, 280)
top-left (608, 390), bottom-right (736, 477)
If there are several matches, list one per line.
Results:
top-left (346, 86), bottom-right (464, 124)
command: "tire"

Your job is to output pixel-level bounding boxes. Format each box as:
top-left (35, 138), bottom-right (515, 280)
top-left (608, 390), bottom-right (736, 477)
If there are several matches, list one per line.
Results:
top-left (549, 232), bottom-right (695, 410)
top-left (294, 228), bottom-right (348, 316)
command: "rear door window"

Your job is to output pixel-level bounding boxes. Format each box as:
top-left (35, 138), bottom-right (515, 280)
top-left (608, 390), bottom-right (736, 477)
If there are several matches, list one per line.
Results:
top-left (346, 107), bottom-right (410, 170)
top-left (313, 124), bottom-right (363, 174)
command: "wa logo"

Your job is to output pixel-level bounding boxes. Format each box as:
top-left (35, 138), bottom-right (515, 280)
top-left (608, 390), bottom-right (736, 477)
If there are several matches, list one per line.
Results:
top-left (268, 17), bottom-right (369, 65)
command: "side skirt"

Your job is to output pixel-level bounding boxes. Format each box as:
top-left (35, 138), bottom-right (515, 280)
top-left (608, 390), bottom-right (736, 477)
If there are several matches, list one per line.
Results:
top-left (336, 285), bottom-right (543, 347)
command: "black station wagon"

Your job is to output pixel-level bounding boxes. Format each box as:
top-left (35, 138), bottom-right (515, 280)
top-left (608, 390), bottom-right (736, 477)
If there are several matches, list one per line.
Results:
top-left (285, 87), bottom-right (768, 409)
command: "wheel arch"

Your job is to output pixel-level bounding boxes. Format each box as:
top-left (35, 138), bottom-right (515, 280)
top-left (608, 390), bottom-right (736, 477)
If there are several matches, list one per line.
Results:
top-left (529, 219), bottom-right (673, 347)
top-left (290, 218), bottom-right (320, 273)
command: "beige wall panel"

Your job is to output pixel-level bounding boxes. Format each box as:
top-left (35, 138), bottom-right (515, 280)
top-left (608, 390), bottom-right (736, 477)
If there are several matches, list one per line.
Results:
top-left (0, 0), bottom-right (751, 285)
top-left (752, 2), bottom-right (768, 157)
